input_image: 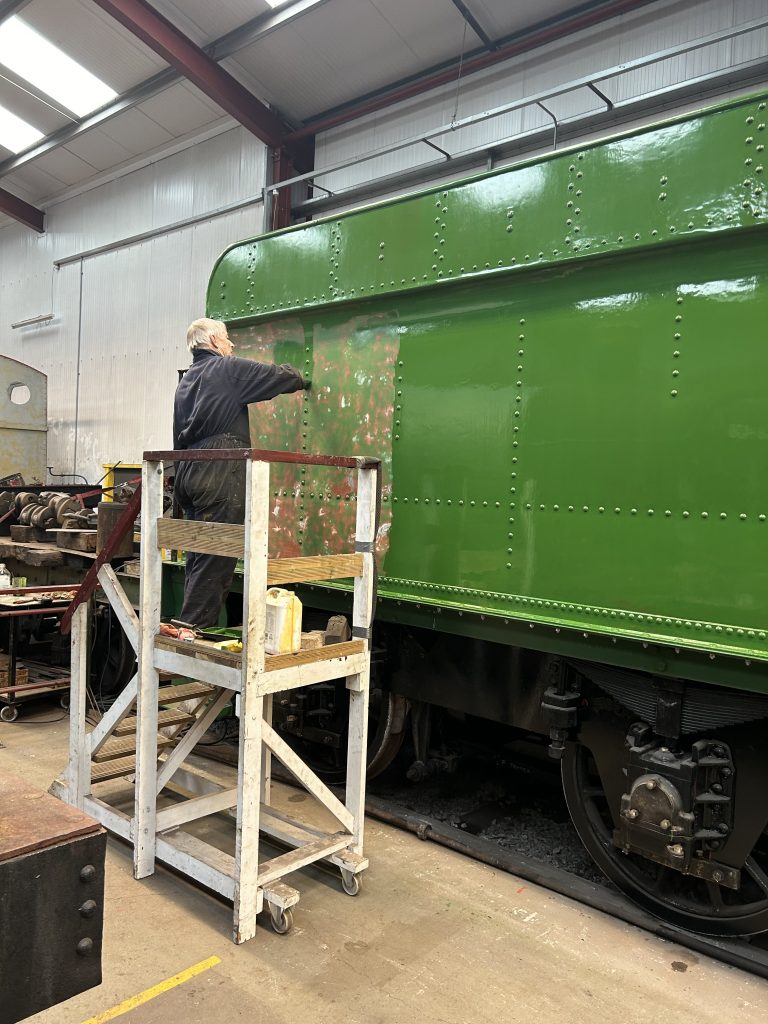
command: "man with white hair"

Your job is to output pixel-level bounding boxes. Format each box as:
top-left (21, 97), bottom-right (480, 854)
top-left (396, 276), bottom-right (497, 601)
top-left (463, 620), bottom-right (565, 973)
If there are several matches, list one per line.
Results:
top-left (172, 317), bottom-right (309, 631)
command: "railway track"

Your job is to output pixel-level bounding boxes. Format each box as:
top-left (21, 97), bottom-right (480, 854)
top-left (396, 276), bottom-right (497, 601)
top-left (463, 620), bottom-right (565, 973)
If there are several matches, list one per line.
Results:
top-left (199, 735), bottom-right (768, 977)
top-left (361, 792), bottom-right (768, 981)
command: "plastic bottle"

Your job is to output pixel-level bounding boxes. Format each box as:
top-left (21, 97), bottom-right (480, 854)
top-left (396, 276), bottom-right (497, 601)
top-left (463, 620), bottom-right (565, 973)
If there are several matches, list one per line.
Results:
top-left (0, 564), bottom-right (11, 589)
top-left (264, 588), bottom-right (302, 654)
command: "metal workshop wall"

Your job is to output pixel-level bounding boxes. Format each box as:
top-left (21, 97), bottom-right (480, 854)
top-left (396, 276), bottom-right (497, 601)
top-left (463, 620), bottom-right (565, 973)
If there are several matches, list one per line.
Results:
top-left (314, 0), bottom-right (768, 206)
top-left (0, 127), bottom-right (265, 483)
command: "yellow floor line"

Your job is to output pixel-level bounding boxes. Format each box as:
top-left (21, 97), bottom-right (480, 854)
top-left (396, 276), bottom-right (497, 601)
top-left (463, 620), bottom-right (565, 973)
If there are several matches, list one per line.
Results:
top-left (80, 955), bottom-right (221, 1024)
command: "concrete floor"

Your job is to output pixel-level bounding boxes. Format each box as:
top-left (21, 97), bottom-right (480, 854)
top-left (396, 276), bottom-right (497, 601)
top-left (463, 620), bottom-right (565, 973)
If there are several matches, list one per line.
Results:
top-left (3, 702), bottom-right (768, 1024)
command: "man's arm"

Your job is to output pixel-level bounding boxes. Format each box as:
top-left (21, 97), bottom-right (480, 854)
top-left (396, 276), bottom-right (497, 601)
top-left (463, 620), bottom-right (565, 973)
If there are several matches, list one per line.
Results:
top-left (228, 357), bottom-right (309, 403)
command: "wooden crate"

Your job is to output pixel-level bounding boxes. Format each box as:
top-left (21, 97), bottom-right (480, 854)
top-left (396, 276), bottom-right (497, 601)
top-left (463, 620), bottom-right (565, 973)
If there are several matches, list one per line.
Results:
top-left (0, 656), bottom-right (29, 687)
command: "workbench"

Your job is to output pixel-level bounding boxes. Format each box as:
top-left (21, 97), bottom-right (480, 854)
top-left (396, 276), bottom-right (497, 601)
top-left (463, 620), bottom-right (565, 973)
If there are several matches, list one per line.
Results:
top-left (0, 536), bottom-right (98, 567)
top-left (0, 588), bottom-right (76, 721)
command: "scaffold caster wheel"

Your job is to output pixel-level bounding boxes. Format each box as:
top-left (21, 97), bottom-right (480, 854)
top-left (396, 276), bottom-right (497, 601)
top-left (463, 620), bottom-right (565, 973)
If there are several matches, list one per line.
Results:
top-left (60, 694), bottom-right (70, 711)
top-left (0, 705), bottom-right (19, 723)
top-left (269, 906), bottom-right (293, 935)
top-left (341, 870), bottom-right (361, 896)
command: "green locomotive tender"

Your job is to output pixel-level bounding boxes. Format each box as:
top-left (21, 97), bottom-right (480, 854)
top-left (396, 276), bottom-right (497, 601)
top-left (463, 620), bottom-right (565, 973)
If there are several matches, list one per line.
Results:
top-left (207, 90), bottom-right (768, 935)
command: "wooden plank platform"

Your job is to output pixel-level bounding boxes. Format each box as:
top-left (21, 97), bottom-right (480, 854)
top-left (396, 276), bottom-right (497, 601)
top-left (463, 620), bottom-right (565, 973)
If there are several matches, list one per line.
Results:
top-left (154, 635), bottom-right (364, 673)
top-left (92, 733), bottom-right (174, 763)
top-left (91, 756), bottom-right (137, 783)
top-left (114, 708), bottom-right (193, 736)
top-left (155, 522), bottom-right (362, 583)
top-left (157, 681), bottom-right (215, 704)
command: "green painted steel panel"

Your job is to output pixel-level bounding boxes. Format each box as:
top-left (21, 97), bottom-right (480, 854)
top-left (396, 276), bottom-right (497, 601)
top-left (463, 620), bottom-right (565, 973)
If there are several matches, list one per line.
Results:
top-left (208, 91), bottom-right (768, 671)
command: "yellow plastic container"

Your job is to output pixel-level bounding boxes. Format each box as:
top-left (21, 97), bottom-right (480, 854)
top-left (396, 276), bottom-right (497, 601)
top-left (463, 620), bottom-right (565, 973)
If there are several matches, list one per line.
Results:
top-left (264, 588), bottom-right (302, 655)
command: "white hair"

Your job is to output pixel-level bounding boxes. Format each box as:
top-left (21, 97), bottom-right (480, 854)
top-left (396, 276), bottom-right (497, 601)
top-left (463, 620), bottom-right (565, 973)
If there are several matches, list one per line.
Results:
top-left (186, 317), bottom-right (227, 353)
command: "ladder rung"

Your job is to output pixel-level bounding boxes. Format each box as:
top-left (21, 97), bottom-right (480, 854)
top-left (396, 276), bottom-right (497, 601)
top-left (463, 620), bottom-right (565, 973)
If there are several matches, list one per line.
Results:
top-left (114, 708), bottom-right (194, 736)
top-left (157, 682), bottom-right (215, 705)
top-left (91, 755), bottom-right (136, 782)
top-left (93, 733), bottom-right (174, 762)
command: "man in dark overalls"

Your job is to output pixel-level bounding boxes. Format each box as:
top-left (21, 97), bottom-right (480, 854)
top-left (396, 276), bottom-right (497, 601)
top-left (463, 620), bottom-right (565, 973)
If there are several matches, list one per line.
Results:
top-left (173, 317), bottom-right (309, 631)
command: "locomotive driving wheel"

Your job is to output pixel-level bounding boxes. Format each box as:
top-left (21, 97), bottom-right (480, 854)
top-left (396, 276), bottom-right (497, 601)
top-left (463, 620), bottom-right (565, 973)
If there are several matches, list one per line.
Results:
top-left (277, 678), bottom-right (406, 785)
top-left (562, 737), bottom-right (768, 936)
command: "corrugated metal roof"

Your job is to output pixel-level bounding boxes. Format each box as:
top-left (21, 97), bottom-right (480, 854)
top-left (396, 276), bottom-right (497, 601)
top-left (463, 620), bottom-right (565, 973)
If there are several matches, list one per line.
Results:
top-left (150, 0), bottom-right (277, 47)
top-left (228, 0), bottom-right (470, 118)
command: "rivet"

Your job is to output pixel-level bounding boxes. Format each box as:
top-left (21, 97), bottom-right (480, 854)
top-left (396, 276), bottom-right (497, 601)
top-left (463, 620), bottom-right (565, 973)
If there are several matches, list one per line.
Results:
top-left (720, 512), bottom-right (727, 519)
top-left (664, 510), bottom-right (671, 517)
top-left (683, 511), bottom-right (689, 518)
top-left (701, 512), bottom-right (709, 519)
top-left (671, 390), bottom-right (678, 397)
top-left (740, 513), bottom-right (747, 520)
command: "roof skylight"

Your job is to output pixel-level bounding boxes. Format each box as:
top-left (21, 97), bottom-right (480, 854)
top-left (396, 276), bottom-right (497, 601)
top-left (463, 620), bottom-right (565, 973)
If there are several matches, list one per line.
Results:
top-left (0, 103), bottom-right (43, 153)
top-left (0, 17), bottom-right (117, 118)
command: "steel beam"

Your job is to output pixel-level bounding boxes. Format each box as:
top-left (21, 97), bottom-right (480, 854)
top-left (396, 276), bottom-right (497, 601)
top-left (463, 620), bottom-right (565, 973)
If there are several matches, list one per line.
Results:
top-left (90, 0), bottom-right (286, 147)
top-left (450, 0), bottom-right (496, 51)
top-left (0, 184), bottom-right (43, 231)
top-left (0, 0), bottom-right (329, 178)
top-left (0, 0), bottom-right (32, 24)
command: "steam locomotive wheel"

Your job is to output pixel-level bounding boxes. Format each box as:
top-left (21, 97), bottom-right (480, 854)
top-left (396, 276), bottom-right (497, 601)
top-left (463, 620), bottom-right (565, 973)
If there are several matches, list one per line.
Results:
top-left (562, 739), bottom-right (768, 936)
top-left (279, 683), bottom-right (406, 785)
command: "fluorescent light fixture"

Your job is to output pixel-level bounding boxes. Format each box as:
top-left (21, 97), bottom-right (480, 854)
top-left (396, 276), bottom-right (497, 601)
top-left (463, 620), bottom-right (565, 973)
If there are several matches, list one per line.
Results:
top-left (0, 18), bottom-right (117, 117)
top-left (11, 313), bottom-right (54, 329)
top-left (0, 103), bottom-right (43, 153)
top-left (264, 1), bottom-right (292, 7)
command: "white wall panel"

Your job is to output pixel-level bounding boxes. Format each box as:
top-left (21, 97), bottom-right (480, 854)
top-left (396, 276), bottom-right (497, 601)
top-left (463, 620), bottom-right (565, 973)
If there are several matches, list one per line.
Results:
top-left (0, 127), bottom-right (266, 483)
top-left (315, 0), bottom-right (768, 197)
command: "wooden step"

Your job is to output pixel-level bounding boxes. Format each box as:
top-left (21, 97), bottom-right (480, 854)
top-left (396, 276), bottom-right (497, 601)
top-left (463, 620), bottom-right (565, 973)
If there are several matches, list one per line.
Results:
top-left (91, 756), bottom-right (136, 783)
top-left (93, 733), bottom-right (174, 763)
top-left (114, 708), bottom-right (194, 736)
top-left (157, 682), bottom-right (215, 705)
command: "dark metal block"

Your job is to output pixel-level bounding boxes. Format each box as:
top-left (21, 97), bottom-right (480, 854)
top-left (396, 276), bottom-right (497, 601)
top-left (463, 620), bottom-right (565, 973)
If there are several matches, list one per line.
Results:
top-left (0, 775), bottom-right (106, 1024)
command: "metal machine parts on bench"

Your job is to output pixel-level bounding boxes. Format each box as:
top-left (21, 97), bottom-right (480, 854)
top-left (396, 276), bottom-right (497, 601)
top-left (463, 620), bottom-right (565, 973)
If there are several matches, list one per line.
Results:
top-left (0, 490), bottom-right (90, 531)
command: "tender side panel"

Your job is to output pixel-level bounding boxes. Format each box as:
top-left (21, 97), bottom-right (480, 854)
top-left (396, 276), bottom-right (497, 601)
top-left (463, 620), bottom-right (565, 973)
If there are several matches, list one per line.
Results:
top-left (212, 91), bottom-right (768, 661)
top-left (208, 94), bottom-right (768, 325)
top-left (230, 311), bottom-right (397, 566)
